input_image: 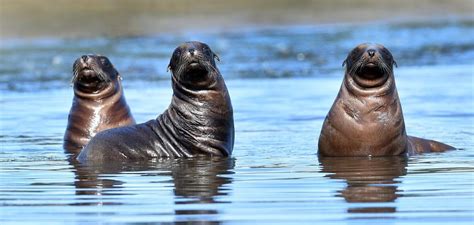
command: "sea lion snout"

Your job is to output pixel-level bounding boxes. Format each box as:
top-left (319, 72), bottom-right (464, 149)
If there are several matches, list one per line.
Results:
top-left (367, 49), bottom-right (376, 57)
top-left (75, 55), bottom-right (96, 78)
top-left (188, 47), bottom-right (196, 56)
top-left (80, 55), bottom-right (92, 64)
top-left (364, 48), bottom-right (382, 64)
top-left (75, 54), bottom-right (104, 70)
top-left (363, 48), bottom-right (383, 68)
top-left (74, 55), bottom-right (92, 71)
top-left (184, 44), bottom-right (198, 62)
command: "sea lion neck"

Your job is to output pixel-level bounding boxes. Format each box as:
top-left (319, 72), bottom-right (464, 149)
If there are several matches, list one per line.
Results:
top-left (344, 72), bottom-right (395, 98)
top-left (73, 77), bottom-right (120, 100)
top-left (170, 73), bottom-right (232, 117)
top-left (158, 70), bottom-right (233, 157)
top-left (171, 71), bottom-right (223, 92)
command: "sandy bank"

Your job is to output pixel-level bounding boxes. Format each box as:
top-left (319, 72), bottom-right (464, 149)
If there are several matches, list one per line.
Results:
top-left (1, 0), bottom-right (473, 39)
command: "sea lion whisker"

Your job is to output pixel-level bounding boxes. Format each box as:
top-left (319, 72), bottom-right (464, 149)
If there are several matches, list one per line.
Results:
top-left (71, 61), bottom-right (81, 83)
top-left (201, 60), bottom-right (218, 74)
top-left (379, 61), bottom-right (391, 75)
top-left (71, 69), bottom-right (79, 83)
top-left (349, 58), bottom-right (365, 75)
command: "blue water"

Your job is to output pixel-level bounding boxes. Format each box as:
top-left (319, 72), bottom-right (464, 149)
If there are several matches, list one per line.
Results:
top-left (1, 19), bottom-right (473, 224)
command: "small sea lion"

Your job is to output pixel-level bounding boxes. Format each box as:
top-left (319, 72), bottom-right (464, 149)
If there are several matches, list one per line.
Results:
top-left (64, 55), bottom-right (135, 155)
top-left (318, 43), bottom-right (454, 156)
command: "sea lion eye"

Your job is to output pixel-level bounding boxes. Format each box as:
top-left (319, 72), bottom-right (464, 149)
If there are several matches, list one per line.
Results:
top-left (174, 49), bottom-right (181, 57)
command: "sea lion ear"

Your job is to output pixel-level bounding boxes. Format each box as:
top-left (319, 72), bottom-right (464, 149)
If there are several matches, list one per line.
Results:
top-left (167, 59), bottom-right (174, 72)
top-left (214, 53), bottom-right (220, 62)
top-left (393, 60), bottom-right (398, 68)
top-left (342, 59), bottom-right (347, 67)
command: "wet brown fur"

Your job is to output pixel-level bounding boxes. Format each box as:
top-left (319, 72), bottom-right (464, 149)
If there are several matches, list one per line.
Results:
top-left (318, 43), bottom-right (454, 156)
top-left (64, 55), bottom-right (135, 155)
top-left (77, 42), bottom-right (233, 163)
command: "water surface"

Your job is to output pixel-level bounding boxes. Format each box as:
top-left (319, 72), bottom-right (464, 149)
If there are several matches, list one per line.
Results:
top-left (1, 19), bottom-right (473, 224)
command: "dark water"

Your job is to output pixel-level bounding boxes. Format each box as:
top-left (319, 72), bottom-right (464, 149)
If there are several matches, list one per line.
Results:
top-left (1, 19), bottom-right (473, 224)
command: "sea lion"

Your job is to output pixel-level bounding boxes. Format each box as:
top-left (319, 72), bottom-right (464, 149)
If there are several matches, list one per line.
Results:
top-left (64, 54), bottom-right (135, 155)
top-left (318, 43), bottom-right (454, 156)
top-left (77, 41), bottom-right (234, 163)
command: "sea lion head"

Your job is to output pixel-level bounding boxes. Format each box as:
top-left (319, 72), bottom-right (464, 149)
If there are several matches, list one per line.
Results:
top-left (72, 55), bottom-right (119, 92)
top-left (168, 41), bottom-right (220, 89)
top-left (343, 43), bottom-right (397, 88)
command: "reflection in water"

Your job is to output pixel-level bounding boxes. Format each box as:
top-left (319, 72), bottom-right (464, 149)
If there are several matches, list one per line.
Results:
top-left (171, 158), bottom-right (234, 223)
top-left (71, 157), bottom-right (234, 223)
top-left (319, 156), bottom-right (407, 213)
top-left (72, 162), bottom-right (126, 200)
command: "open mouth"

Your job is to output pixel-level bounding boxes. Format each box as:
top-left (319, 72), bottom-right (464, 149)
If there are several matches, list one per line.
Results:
top-left (352, 62), bottom-right (389, 88)
top-left (365, 62), bottom-right (376, 67)
top-left (186, 61), bottom-right (208, 77)
top-left (75, 68), bottom-right (106, 88)
top-left (189, 61), bottom-right (200, 67)
top-left (78, 75), bottom-right (101, 84)
top-left (357, 63), bottom-right (385, 79)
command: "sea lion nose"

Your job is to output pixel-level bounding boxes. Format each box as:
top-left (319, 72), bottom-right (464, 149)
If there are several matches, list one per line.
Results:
top-left (81, 55), bottom-right (89, 63)
top-left (367, 49), bottom-right (376, 57)
top-left (188, 48), bottom-right (195, 56)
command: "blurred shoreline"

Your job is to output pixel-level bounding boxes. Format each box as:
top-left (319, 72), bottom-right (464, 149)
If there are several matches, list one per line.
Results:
top-left (1, 0), bottom-right (473, 40)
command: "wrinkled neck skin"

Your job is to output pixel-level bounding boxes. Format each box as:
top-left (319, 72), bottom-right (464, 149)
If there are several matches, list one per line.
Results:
top-left (344, 71), bottom-right (393, 98)
top-left (73, 78), bottom-right (118, 101)
top-left (319, 71), bottom-right (408, 156)
top-left (154, 70), bottom-right (234, 157)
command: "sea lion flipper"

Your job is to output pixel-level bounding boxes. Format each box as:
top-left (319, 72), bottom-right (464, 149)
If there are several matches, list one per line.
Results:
top-left (407, 136), bottom-right (455, 154)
